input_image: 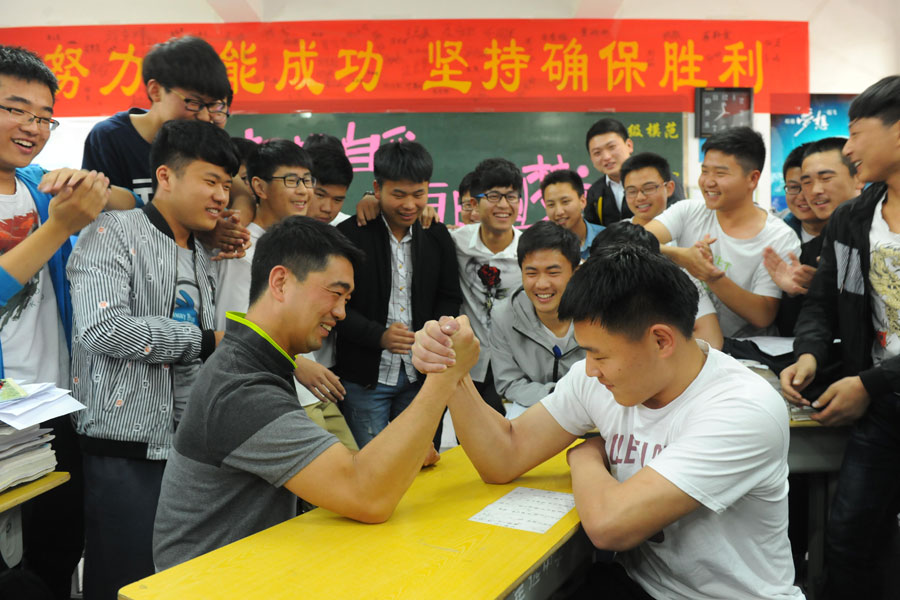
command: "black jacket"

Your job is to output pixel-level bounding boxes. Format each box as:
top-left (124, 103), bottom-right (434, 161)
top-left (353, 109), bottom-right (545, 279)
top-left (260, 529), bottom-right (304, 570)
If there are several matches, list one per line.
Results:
top-left (334, 217), bottom-right (462, 386)
top-left (794, 182), bottom-right (900, 409)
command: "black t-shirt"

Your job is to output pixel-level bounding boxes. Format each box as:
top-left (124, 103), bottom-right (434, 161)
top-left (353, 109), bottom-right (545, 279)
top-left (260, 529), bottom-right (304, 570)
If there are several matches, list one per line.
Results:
top-left (82, 109), bottom-right (153, 206)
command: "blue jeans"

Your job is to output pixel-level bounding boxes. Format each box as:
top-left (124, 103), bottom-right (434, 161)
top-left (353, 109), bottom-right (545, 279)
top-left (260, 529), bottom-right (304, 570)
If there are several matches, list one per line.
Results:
top-left (824, 399), bottom-right (900, 599)
top-left (342, 369), bottom-right (422, 448)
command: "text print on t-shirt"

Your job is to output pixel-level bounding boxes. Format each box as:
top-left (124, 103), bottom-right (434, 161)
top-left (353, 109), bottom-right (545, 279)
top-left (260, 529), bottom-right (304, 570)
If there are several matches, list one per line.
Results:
top-left (607, 432), bottom-right (664, 467)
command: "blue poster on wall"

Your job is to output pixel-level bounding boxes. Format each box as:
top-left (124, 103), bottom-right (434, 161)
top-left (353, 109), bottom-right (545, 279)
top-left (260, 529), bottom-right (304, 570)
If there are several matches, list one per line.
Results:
top-left (770, 94), bottom-right (856, 212)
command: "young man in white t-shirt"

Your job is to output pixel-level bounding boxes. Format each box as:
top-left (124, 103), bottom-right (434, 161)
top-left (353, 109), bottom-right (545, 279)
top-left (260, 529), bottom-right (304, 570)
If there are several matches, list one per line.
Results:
top-left (781, 75), bottom-right (900, 600)
top-left (451, 157), bottom-right (523, 415)
top-left (414, 245), bottom-right (802, 600)
top-left (646, 127), bottom-right (800, 338)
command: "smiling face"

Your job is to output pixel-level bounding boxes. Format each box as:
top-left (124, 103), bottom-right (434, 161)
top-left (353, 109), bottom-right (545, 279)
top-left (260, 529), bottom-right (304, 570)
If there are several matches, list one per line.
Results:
top-left (156, 159), bottom-right (231, 233)
top-left (843, 117), bottom-right (900, 185)
top-left (283, 255), bottom-right (354, 354)
top-left (783, 166), bottom-right (816, 222)
top-left (698, 150), bottom-right (759, 211)
top-left (148, 80), bottom-right (227, 128)
top-left (0, 75), bottom-right (53, 175)
top-left (253, 165), bottom-right (312, 223)
top-left (543, 182), bottom-right (586, 232)
top-left (575, 320), bottom-right (663, 408)
top-left (521, 249), bottom-right (575, 319)
top-left (801, 149), bottom-right (862, 221)
top-left (476, 185), bottom-right (519, 235)
top-left (376, 179), bottom-right (429, 238)
top-left (587, 132), bottom-right (634, 182)
top-left (623, 166), bottom-right (673, 223)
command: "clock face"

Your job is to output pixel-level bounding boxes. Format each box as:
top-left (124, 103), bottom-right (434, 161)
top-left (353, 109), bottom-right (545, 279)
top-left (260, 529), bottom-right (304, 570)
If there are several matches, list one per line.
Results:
top-left (696, 88), bottom-right (753, 137)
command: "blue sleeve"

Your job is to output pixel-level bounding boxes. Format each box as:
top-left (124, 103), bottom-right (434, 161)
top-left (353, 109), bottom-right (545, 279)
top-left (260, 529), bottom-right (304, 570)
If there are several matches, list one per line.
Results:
top-left (0, 265), bottom-right (24, 307)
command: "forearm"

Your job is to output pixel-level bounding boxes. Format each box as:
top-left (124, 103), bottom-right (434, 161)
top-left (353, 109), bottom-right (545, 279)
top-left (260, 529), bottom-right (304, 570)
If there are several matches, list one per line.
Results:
top-left (571, 453), bottom-right (634, 550)
top-left (105, 186), bottom-right (137, 211)
top-left (707, 277), bottom-right (778, 329)
top-left (0, 220), bottom-right (70, 287)
top-left (79, 315), bottom-right (208, 363)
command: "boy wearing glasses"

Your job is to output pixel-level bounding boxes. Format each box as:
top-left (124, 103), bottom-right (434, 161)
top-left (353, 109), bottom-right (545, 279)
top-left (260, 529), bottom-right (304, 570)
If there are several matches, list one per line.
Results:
top-left (82, 36), bottom-right (232, 208)
top-left (621, 152), bottom-right (676, 227)
top-left (540, 169), bottom-right (604, 259)
top-left (451, 158), bottom-right (524, 415)
top-left (457, 171), bottom-right (480, 225)
top-left (335, 141), bottom-right (461, 448)
top-left (646, 128), bottom-right (800, 338)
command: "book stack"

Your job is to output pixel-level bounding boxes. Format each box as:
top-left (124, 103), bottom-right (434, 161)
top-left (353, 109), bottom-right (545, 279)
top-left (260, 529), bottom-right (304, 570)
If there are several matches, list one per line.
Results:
top-left (0, 379), bottom-right (85, 493)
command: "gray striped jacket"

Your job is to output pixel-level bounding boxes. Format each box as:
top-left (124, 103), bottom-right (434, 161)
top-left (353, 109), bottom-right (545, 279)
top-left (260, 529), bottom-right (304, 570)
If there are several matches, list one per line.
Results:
top-left (67, 204), bottom-right (216, 460)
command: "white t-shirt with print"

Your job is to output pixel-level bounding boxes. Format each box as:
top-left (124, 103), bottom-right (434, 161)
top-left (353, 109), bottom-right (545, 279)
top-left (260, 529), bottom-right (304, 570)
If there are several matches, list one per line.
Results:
top-left (0, 179), bottom-right (68, 386)
top-left (541, 343), bottom-right (801, 600)
top-left (869, 196), bottom-right (900, 363)
top-left (655, 199), bottom-right (800, 338)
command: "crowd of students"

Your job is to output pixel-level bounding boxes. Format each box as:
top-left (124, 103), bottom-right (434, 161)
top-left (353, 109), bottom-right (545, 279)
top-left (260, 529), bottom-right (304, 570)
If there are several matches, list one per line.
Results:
top-left (0, 33), bottom-right (898, 600)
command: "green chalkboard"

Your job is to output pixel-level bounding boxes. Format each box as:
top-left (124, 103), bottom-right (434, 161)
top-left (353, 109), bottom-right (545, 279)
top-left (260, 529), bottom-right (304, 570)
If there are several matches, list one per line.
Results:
top-left (226, 112), bottom-right (684, 226)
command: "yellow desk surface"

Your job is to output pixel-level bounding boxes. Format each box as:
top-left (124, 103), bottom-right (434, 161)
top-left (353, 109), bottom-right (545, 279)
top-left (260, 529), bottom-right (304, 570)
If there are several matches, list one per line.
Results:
top-left (0, 471), bottom-right (69, 513)
top-left (120, 446), bottom-right (581, 600)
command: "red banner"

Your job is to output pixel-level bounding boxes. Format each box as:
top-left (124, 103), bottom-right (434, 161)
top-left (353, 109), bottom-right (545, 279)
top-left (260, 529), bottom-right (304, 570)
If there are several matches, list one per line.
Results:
top-left (1, 19), bottom-right (809, 117)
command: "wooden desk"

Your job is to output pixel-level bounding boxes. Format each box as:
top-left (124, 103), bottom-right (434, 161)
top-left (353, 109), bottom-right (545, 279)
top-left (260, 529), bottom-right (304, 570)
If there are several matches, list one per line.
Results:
top-left (120, 446), bottom-right (592, 600)
top-left (0, 471), bottom-right (69, 514)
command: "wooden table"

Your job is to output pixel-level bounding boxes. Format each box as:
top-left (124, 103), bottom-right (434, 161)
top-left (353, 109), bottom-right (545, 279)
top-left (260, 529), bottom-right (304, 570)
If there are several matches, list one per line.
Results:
top-left (120, 446), bottom-right (592, 600)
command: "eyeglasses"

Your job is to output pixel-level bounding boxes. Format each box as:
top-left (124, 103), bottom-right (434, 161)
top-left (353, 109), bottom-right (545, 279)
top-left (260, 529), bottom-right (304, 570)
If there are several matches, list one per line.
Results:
top-left (460, 201), bottom-right (475, 211)
top-left (477, 191), bottom-right (521, 205)
top-left (624, 182), bottom-right (667, 200)
top-left (269, 174), bottom-right (317, 189)
top-left (168, 89), bottom-right (229, 124)
top-left (0, 104), bottom-right (59, 131)
top-left (785, 184), bottom-right (802, 195)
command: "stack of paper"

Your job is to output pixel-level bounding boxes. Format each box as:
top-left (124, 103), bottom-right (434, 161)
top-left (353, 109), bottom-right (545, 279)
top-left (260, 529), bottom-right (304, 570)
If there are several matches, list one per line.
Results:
top-left (0, 381), bottom-right (85, 430)
top-left (0, 425), bottom-right (56, 492)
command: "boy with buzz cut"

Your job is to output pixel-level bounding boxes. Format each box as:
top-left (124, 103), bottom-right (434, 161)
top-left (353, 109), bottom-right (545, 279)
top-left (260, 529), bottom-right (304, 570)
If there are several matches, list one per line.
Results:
top-left (82, 35), bottom-right (232, 209)
top-left (540, 169), bottom-right (604, 259)
top-left (646, 127), bottom-right (800, 338)
top-left (780, 76), bottom-right (900, 600)
top-left (68, 119), bottom-right (238, 600)
top-left (0, 44), bottom-right (109, 600)
top-left (452, 157), bottom-right (524, 415)
top-left (335, 140), bottom-right (461, 447)
top-left (490, 221), bottom-right (584, 419)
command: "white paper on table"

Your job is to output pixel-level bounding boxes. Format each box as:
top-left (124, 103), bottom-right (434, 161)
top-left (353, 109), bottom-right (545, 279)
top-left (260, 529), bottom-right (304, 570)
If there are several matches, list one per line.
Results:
top-left (0, 388), bottom-right (70, 416)
top-left (0, 395), bottom-right (84, 430)
top-left (736, 336), bottom-right (795, 357)
top-left (469, 487), bottom-right (576, 534)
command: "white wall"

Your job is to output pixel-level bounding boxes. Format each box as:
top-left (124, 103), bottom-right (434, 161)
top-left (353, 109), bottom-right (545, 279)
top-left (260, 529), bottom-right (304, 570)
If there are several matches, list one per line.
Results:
top-left (9, 0), bottom-right (900, 205)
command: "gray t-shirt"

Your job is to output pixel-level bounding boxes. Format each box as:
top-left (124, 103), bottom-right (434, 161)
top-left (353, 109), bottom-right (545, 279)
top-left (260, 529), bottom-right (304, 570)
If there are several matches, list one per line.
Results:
top-left (153, 317), bottom-right (339, 570)
top-left (172, 246), bottom-right (201, 421)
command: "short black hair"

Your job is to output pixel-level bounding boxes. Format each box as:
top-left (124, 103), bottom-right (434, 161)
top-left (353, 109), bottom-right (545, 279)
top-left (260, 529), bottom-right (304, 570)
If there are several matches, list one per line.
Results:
top-left (150, 120), bottom-right (240, 192)
top-left (585, 118), bottom-right (629, 150)
top-left (589, 221), bottom-right (660, 257)
top-left (303, 133), bottom-right (344, 153)
top-left (516, 221), bottom-right (581, 270)
top-left (540, 169), bottom-right (585, 197)
top-left (231, 137), bottom-right (258, 164)
top-left (849, 76), bottom-right (900, 126)
top-left (782, 143), bottom-right (810, 179)
top-left (246, 139), bottom-right (314, 198)
top-left (249, 216), bottom-right (364, 305)
top-left (559, 245), bottom-right (698, 340)
top-left (620, 152), bottom-right (673, 184)
top-left (143, 36), bottom-right (232, 102)
top-left (458, 171), bottom-right (476, 197)
top-left (471, 158), bottom-right (523, 198)
top-left (702, 127), bottom-right (766, 173)
top-left (307, 145), bottom-right (353, 188)
top-left (0, 45), bottom-right (58, 98)
top-left (803, 137), bottom-right (856, 176)
top-left (373, 140), bottom-right (433, 185)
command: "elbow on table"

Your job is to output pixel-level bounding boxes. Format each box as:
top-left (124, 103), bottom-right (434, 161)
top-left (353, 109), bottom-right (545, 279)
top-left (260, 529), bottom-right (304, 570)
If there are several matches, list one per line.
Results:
top-left (343, 498), bottom-right (395, 525)
top-left (582, 516), bottom-right (643, 553)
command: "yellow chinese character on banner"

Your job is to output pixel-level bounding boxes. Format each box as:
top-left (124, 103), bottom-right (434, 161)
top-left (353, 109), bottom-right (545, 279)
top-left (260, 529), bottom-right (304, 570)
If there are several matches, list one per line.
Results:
top-left (717, 41), bottom-right (764, 93)
top-left (276, 40), bottom-right (324, 95)
top-left (664, 121), bottom-right (679, 139)
top-left (598, 41), bottom-right (647, 92)
top-left (99, 44), bottom-right (143, 97)
top-left (659, 40), bottom-right (708, 91)
top-left (645, 122), bottom-right (662, 138)
top-left (335, 41), bottom-right (383, 93)
top-left (44, 45), bottom-right (90, 100)
top-left (220, 41), bottom-right (264, 95)
top-left (423, 41), bottom-right (471, 94)
top-left (627, 123), bottom-right (643, 138)
top-left (541, 38), bottom-right (588, 92)
top-left (482, 38), bottom-right (530, 92)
